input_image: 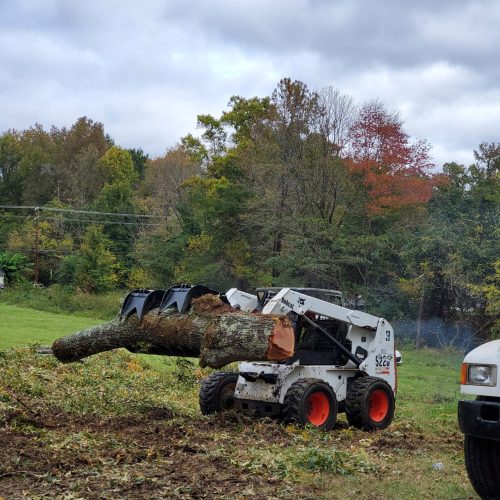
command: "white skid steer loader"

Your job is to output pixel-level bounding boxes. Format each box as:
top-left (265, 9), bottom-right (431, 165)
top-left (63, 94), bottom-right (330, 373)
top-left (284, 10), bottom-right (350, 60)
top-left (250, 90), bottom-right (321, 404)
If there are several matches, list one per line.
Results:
top-left (200, 286), bottom-right (397, 431)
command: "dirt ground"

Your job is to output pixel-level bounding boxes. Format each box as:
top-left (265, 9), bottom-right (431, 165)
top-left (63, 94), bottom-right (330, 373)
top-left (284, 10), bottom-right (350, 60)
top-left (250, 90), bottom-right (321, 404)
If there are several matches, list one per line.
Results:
top-left (0, 348), bottom-right (476, 499)
top-left (0, 405), bottom-right (467, 500)
top-left (1, 407), bottom-right (304, 499)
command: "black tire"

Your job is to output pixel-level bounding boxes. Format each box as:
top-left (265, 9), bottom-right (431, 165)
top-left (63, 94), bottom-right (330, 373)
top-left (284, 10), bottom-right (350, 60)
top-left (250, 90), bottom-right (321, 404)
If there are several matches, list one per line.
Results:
top-left (345, 376), bottom-right (395, 431)
top-left (199, 371), bottom-right (239, 415)
top-left (282, 378), bottom-right (338, 430)
top-left (464, 434), bottom-right (500, 499)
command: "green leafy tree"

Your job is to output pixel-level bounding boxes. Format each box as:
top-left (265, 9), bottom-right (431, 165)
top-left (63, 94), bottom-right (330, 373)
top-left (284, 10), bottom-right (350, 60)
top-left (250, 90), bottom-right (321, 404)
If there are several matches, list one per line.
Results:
top-left (74, 225), bottom-right (118, 293)
top-left (94, 147), bottom-right (139, 283)
top-left (7, 200), bottom-right (74, 285)
top-left (55, 253), bottom-right (83, 287)
top-left (471, 260), bottom-right (500, 339)
top-left (0, 252), bottom-right (30, 283)
top-left (0, 132), bottom-right (23, 204)
top-left (18, 124), bottom-right (57, 205)
top-left (51, 116), bottom-right (110, 206)
top-left (398, 145), bottom-right (499, 340)
top-left (172, 174), bottom-right (252, 290)
top-left (128, 148), bottom-right (149, 179)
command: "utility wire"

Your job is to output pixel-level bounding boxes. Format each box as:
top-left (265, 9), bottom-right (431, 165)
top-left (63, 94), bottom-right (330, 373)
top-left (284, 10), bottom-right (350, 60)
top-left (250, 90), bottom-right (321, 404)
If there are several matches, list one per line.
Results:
top-left (0, 205), bottom-right (162, 219)
top-left (0, 248), bottom-right (140, 255)
top-left (0, 214), bottom-right (163, 226)
top-left (0, 207), bottom-right (160, 281)
top-left (39, 217), bottom-right (162, 226)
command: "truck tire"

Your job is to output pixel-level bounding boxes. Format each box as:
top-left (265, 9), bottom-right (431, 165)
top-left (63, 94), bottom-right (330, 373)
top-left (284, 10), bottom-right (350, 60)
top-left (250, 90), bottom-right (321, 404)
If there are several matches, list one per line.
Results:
top-left (345, 376), bottom-right (395, 431)
top-left (464, 434), bottom-right (500, 499)
top-left (199, 371), bottom-right (239, 415)
top-left (282, 378), bottom-right (338, 430)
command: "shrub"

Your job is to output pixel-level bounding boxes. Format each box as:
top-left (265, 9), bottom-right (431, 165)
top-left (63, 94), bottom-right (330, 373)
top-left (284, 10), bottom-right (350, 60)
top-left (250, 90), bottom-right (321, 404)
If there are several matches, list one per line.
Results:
top-left (0, 251), bottom-right (30, 283)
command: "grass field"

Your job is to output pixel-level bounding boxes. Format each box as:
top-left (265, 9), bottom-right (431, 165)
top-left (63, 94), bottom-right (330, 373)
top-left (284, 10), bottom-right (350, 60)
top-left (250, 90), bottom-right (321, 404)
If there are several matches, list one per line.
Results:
top-left (0, 303), bottom-right (101, 350)
top-left (0, 306), bottom-right (477, 498)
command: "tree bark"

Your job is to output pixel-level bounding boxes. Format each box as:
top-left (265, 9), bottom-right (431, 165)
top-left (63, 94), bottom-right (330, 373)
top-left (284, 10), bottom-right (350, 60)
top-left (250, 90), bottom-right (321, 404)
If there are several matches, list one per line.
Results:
top-left (51, 295), bottom-right (295, 369)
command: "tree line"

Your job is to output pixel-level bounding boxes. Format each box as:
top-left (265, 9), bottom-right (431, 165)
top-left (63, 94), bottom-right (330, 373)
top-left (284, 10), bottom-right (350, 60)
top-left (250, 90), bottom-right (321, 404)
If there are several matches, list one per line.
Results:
top-left (0, 78), bottom-right (498, 340)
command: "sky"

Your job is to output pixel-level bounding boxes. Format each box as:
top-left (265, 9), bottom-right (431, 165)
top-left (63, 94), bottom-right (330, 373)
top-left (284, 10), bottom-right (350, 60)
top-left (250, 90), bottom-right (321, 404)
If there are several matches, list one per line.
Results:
top-left (1, 0), bottom-right (499, 167)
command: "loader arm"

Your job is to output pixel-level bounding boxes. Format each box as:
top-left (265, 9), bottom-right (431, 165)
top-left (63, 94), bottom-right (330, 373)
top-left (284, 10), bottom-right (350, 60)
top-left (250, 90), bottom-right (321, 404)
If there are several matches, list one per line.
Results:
top-left (225, 288), bottom-right (258, 312)
top-left (261, 288), bottom-right (379, 329)
top-left (261, 288), bottom-right (396, 387)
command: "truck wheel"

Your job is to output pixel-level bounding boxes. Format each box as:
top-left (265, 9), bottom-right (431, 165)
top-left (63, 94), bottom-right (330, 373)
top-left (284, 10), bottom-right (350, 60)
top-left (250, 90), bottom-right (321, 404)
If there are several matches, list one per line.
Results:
top-left (345, 376), bottom-right (395, 431)
top-left (464, 434), bottom-right (500, 499)
top-left (199, 371), bottom-right (239, 415)
top-left (282, 378), bottom-right (338, 430)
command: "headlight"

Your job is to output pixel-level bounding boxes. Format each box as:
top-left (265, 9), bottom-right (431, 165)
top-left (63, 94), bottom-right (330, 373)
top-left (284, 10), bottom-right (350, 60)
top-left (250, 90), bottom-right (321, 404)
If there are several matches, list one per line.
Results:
top-left (461, 363), bottom-right (497, 386)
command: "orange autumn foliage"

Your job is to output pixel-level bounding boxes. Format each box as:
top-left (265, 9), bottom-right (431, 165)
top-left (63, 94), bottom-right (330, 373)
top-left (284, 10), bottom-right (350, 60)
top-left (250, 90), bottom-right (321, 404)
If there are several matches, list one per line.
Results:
top-left (347, 101), bottom-right (440, 213)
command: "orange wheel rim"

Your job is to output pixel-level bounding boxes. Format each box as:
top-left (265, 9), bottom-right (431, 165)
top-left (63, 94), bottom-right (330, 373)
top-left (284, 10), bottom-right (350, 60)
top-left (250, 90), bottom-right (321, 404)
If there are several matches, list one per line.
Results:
top-left (307, 391), bottom-right (330, 426)
top-left (369, 389), bottom-right (389, 422)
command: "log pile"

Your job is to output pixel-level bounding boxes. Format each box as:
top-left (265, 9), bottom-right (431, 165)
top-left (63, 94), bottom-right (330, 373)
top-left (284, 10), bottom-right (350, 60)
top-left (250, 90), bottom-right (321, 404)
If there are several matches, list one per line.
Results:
top-left (52, 294), bottom-right (295, 368)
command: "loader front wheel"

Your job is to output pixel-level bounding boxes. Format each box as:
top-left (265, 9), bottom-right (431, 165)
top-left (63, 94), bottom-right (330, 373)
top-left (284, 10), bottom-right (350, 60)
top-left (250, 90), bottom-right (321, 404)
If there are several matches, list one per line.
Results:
top-left (282, 378), bottom-right (338, 430)
top-left (199, 371), bottom-right (239, 415)
top-left (345, 376), bottom-right (395, 431)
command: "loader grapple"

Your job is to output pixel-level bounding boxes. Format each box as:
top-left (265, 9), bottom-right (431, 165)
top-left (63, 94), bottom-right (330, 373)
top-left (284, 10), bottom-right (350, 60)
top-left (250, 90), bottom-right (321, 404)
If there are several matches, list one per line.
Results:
top-left (158, 284), bottom-right (221, 314)
top-left (119, 289), bottom-right (165, 321)
top-left (119, 284), bottom-right (224, 320)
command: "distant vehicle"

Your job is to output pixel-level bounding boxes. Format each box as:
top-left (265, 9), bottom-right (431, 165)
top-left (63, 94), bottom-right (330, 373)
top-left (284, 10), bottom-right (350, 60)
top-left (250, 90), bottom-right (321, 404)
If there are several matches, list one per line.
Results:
top-left (458, 340), bottom-right (500, 498)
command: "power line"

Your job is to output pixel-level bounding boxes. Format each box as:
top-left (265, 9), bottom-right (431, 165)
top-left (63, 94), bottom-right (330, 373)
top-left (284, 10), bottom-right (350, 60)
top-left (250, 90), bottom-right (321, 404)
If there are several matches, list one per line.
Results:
top-left (41, 217), bottom-right (162, 227)
top-left (1, 248), bottom-right (72, 254)
top-left (0, 214), bottom-right (162, 226)
top-left (0, 247), bottom-right (142, 255)
top-left (0, 205), bottom-right (162, 219)
top-left (0, 214), bottom-right (32, 219)
top-left (0, 206), bottom-right (165, 278)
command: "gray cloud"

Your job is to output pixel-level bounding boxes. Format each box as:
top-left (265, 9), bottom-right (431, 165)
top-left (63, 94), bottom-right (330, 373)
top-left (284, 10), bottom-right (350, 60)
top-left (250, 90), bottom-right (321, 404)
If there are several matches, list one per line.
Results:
top-left (0, 0), bottom-right (499, 165)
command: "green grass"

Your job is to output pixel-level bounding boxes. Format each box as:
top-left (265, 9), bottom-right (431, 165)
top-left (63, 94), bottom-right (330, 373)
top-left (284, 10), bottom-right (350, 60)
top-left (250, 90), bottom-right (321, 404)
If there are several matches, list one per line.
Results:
top-left (0, 303), bottom-right (101, 349)
top-left (0, 303), bottom-right (178, 370)
top-left (0, 305), bottom-right (479, 498)
top-left (0, 284), bottom-right (123, 320)
top-left (396, 349), bottom-right (469, 430)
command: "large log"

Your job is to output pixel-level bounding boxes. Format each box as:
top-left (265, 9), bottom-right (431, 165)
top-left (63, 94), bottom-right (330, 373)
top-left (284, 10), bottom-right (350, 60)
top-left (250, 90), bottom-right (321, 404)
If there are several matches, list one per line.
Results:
top-left (51, 295), bottom-right (295, 368)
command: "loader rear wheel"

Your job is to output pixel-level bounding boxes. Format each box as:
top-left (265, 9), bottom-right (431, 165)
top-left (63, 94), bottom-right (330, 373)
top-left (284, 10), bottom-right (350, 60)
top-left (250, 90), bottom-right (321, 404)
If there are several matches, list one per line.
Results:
top-left (345, 376), bottom-right (395, 431)
top-left (282, 378), bottom-right (338, 430)
top-left (199, 371), bottom-right (239, 415)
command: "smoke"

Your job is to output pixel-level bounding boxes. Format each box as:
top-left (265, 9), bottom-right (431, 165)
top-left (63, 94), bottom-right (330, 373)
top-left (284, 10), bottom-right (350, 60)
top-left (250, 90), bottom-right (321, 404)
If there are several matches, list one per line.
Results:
top-left (393, 317), bottom-right (479, 352)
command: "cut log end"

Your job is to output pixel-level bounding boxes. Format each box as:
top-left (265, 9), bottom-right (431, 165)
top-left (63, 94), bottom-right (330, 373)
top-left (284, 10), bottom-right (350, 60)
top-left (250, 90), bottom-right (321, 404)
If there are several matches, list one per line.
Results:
top-left (266, 317), bottom-right (295, 360)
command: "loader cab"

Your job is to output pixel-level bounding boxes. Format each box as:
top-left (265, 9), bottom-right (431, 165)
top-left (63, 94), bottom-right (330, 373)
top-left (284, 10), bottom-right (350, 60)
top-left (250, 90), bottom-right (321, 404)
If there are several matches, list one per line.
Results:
top-left (255, 288), bottom-right (350, 366)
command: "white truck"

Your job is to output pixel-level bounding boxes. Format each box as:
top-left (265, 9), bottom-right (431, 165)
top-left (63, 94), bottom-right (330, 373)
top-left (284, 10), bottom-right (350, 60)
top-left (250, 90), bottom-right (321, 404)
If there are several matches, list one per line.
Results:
top-left (459, 340), bottom-right (500, 498)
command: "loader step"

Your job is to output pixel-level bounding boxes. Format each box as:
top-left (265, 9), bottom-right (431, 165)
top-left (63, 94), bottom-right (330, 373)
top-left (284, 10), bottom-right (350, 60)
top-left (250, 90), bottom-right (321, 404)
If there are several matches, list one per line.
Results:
top-left (234, 398), bottom-right (282, 417)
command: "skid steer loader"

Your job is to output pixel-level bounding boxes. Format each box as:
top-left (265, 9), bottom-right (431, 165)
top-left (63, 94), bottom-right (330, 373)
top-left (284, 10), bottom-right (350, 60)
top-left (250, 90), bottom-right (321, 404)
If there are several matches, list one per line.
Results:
top-left (121, 284), bottom-right (396, 431)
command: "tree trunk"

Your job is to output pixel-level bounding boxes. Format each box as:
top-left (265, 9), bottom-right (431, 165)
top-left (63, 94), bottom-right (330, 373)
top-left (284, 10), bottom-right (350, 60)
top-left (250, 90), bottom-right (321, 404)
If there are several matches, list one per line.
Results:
top-left (416, 288), bottom-right (425, 350)
top-left (52, 295), bottom-right (295, 369)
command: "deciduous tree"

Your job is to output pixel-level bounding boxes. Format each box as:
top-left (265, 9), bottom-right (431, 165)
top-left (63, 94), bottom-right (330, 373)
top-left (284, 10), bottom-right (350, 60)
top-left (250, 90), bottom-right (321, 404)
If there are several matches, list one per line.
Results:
top-left (347, 100), bottom-right (435, 213)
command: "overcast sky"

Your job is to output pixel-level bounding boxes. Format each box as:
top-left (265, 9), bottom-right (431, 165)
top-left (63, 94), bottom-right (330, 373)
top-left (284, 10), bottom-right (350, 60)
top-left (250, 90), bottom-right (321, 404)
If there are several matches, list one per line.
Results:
top-left (1, 0), bottom-right (499, 166)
